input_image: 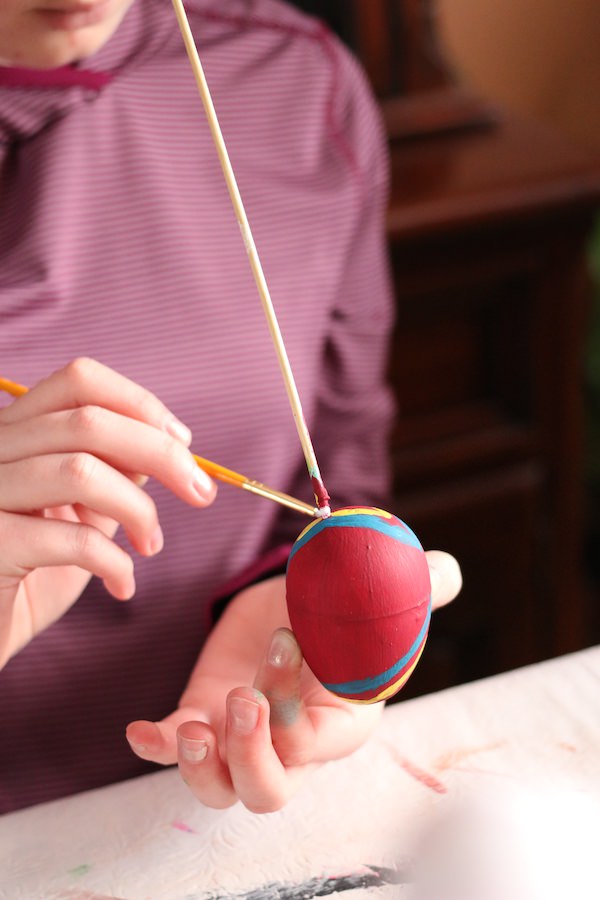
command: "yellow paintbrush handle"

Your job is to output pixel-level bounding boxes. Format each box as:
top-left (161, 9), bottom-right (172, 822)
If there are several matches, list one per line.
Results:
top-left (0, 377), bottom-right (319, 518)
top-left (0, 377), bottom-right (27, 396)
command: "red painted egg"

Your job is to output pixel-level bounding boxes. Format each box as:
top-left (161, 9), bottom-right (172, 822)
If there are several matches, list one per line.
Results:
top-left (286, 507), bottom-right (431, 703)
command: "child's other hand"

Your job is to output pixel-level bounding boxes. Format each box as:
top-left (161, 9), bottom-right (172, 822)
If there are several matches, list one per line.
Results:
top-left (126, 553), bottom-right (461, 814)
top-left (0, 358), bottom-right (216, 667)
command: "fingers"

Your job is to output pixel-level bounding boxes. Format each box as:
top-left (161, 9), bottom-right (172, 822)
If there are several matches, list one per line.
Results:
top-left (126, 720), bottom-right (178, 766)
top-left (255, 628), bottom-right (383, 764)
top-left (223, 688), bottom-right (310, 813)
top-left (127, 688), bottom-right (293, 812)
top-left (426, 550), bottom-right (463, 610)
top-left (0, 511), bottom-right (135, 600)
top-left (127, 708), bottom-right (241, 810)
top-left (128, 686), bottom-right (313, 813)
top-left (176, 720), bottom-right (235, 809)
top-left (0, 360), bottom-right (216, 570)
top-left (154, 630), bottom-right (379, 814)
top-left (0, 407), bottom-right (215, 506)
top-left (0, 455), bottom-right (163, 557)
top-left (126, 705), bottom-right (212, 766)
top-left (253, 628), bottom-right (316, 766)
top-left (0, 358), bottom-right (189, 442)
top-left (175, 690), bottom-right (310, 814)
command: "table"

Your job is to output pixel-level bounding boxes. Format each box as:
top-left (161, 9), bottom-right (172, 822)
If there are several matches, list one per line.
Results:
top-left (2, 647), bottom-right (599, 899)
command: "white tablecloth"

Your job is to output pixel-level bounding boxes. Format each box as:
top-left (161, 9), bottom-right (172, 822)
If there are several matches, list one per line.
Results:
top-left (1, 647), bottom-right (599, 900)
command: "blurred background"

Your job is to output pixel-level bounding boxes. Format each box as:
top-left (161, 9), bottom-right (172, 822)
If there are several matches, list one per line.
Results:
top-left (290, 0), bottom-right (600, 697)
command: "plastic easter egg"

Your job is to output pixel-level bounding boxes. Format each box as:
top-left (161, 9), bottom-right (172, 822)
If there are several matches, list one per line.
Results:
top-left (286, 507), bottom-right (431, 703)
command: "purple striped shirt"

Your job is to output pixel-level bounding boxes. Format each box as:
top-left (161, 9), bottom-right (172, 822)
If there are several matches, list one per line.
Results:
top-left (0, 0), bottom-right (394, 812)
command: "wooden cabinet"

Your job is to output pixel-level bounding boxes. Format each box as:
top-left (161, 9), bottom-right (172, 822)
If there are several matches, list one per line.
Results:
top-left (386, 116), bottom-right (600, 695)
top-left (290, 1), bottom-right (600, 695)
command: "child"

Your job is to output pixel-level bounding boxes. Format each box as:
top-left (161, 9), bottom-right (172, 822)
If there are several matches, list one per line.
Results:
top-left (0, 0), bottom-right (461, 814)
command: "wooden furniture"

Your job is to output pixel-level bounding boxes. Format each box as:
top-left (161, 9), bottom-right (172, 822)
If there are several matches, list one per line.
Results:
top-left (294, 0), bottom-right (454, 97)
top-left (294, 0), bottom-right (495, 135)
top-left (386, 116), bottom-right (600, 696)
top-left (290, 1), bottom-right (600, 696)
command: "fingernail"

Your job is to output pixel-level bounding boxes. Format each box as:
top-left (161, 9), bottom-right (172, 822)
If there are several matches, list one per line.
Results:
top-left (129, 742), bottom-right (147, 755)
top-left (120, 573), bottom-right (136, 601)
top-left (268, 629), bottom-right (298, 668)
top-left (228, 697), bottom-right (260, 735)
top-left (149, 525), bottom-right (164, 555)
top-left (192, 464), bottom-right (215, 501)
top-left (177, 735), bottom-right (208, 764)
top-left (166, 417), bottom-right (192, 447)
top-left (427, 564), bottom-right (438, 594)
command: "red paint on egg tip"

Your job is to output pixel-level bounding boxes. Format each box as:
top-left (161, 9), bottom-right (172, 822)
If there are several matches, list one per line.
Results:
top-left (311, 475), bottom-right (331, 513)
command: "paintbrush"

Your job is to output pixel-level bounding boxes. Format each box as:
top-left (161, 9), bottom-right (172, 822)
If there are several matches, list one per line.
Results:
top-left (0, 376), bottom-right (320, 518)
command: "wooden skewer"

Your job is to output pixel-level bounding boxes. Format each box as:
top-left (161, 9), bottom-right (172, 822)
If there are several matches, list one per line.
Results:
top-left (0, 377), bottom-right (320, 519)
top-left (171, 0), bottom-right (331, 516)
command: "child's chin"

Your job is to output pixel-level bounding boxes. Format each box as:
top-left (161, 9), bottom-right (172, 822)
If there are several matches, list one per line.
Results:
top-left (20, 18), bottom-right (122, 69)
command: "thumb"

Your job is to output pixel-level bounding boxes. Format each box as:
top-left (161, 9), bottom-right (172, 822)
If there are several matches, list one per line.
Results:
top-left (426, 550), bottom-right (462, 610)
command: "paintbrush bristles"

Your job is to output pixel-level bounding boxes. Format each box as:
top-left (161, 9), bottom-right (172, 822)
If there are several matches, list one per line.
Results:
top-left (171, 0), bottom-right (330, 513)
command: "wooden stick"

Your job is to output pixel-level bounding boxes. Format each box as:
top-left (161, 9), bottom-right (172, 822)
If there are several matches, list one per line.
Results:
top-left (0, 377), bottom-right (319, 519)
top-left (171, 0), bottom-right (331, 515)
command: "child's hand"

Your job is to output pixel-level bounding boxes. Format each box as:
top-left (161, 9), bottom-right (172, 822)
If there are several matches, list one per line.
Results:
top-left (0, 358), bottom-right (216, 667)
top-left (126, 552), bottom-right (461, 814)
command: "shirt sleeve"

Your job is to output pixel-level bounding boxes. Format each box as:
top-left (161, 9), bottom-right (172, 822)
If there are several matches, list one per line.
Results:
top-left (268, 34), bottom-right (397, 548)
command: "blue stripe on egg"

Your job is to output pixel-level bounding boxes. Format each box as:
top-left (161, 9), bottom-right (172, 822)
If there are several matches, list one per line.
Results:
top-left (322, 600), bottom-right (432, 695)
top-left (288, 512), bottom-right (423, 565)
